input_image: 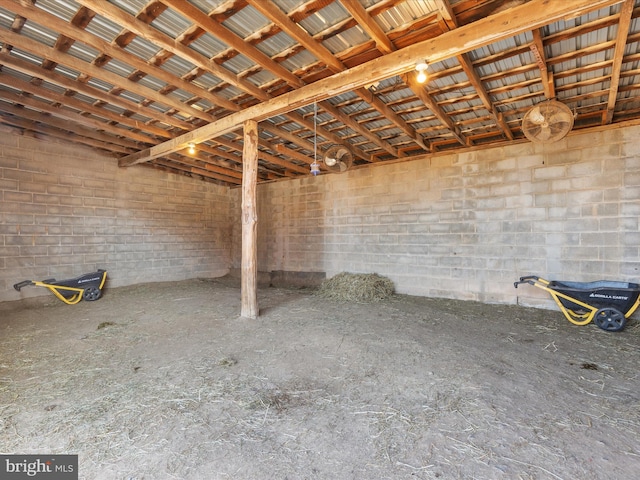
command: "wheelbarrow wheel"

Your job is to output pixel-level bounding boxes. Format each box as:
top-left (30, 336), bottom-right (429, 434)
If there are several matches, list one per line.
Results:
top-left (83, 286), bottom-right (102, 301)
top-left (594, 308), bottom-right (626, 332)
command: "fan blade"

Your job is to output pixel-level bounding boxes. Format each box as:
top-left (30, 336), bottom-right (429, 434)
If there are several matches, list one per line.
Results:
top-left (546, 111), bottom-right (572, 125)
top-left (539, 125), bottom-right (552, 141)
top-left (335, 148), bottom-right (349, 160)
top-left (529, 106), bottom-right (545, 124)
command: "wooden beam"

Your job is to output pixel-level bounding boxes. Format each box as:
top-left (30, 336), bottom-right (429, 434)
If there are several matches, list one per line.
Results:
top-left (241, 119), bottom-right (259, 319)
top-left (531, 27), bottom-right (555, 99)
top-left (405, 74), bottom-right (466, 145)
top-left (434, 0), bottom-right (457, 30)
top-left (456, 54), bottom-right (514, 140)
top-left (436, 3), bottom-right (513, 141)
top-left (605, 0), bottom-right (634, 123)
top-left (340, 0), bottom-right (395, 54)
top-left (118, 0), bottom-right (623, 166)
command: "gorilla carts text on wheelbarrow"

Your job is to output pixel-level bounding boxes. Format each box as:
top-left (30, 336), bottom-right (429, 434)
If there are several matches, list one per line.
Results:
top-left (514, 275), bottom-right (640, 332)
top-left (14, 269), bottom-right (107, 305)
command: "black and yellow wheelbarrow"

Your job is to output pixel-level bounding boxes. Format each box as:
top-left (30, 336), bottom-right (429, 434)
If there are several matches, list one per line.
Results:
top-left (14, 269), bottom-right (107, 305)
top-left (514, 275), bottom-right (640, 332)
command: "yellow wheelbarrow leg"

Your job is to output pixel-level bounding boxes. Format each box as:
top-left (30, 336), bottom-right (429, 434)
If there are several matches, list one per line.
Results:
top-left (556, 303), bottom-right (596, 326)
top-left (38, 282), bottom-right (84, 305)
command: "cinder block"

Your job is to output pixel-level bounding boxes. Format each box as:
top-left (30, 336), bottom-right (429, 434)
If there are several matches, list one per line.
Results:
top-left (4, 191), bottom-right (33, 203)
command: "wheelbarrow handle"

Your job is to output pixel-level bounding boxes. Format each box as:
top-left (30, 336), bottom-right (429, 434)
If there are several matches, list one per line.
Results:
top-left (514, 275), bottom-right (541, 288)
top-left (14, 280), bottom-right (34, 291)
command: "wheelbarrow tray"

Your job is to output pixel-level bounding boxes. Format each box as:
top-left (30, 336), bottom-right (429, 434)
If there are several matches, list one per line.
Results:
top-left (14, 269), bottom-right (107, 305)
top-left (514, 275), bottom-right (640, 332)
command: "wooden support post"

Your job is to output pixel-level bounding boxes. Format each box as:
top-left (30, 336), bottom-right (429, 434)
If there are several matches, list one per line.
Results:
top-left (241, 119), bottom-right (259, 318)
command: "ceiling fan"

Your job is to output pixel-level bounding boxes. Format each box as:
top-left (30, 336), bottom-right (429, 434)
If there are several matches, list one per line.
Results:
top-left (322, 145), bottom-right (353, 173)
top-left (521, 100), bottom-right (574, 143)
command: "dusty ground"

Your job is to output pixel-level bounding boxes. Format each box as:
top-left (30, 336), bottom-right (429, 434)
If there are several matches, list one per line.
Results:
top-left (1, 277), bottom-right (639, 480)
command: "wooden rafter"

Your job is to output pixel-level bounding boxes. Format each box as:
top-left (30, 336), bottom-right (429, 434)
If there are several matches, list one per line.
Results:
top-left (605, 0), bottom-right (634, 124)
top-left (531, 28), bottom-right (555, 99)
top-left (435, 0), bottom-right (513, 141)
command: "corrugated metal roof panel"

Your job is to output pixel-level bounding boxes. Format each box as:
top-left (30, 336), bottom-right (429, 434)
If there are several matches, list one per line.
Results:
top-left (137, 75), bottom-right (168, 91)
top-left (124, 37), bottom-right (163, 62)
top-left (280, 50), bottom-right (317, 72)
top-left (191, 72), bottom-right (223, 90)
top-left (167, 88), bottom-right (193, 103)
top-left (147, 102), bottom-right (171, 114)
top-left (189, 0), bottom-right (228, 13)
top-left (189, 32), bottom-right (228, 58)
top-left (222, 54), bottom-right (254, 75)
top-left (35, 0), bottom-right (78, 22)
top-left (66, 42), bottom-right (101, 64)
top-left (109, 0), bottom-right (145, 16)
top-left (192, 98), bottom-right (214, 112)
top-left (102, 102), bottom-right (128, 116)
top-left (0, 8), bottom-right (15, 30)
top-left (38, 79), bottom-right (67, 96)
top-left (216, 85), bottom-right (243, 101)
top-left (271, 0), bottom-right (305, 13)
top-left (83, 15), bottom-right (122, 44)
top-left (323, 26), bottom-right (370, 55)
top-left (299, 2), bottom-right (350, 36)
top-left (20, 20), bottom-right (58, 47)
top-left (257, 31), bottom-right (297, 58)
top-left (150, 8), bottom-right (192, 39)
top-left (222, 5), bottom-right (269, 39)
top-left (85, 76), bottom-right (115, 93)
top-left (101, 58), bottom-right (137, 78)
top-left (381, 87), bottom-right (417, 106)
top-left (373, 0), bottom-right (438, 32)
top-left (160, 55), bottom-right (197, 78)
top-left (50, 63), bottom-right (81, 81)
top-left (247, 69), bottom-right (278, 88)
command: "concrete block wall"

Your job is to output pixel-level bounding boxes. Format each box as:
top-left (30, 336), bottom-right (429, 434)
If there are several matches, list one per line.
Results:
top-left (232, 124), bottom-right (640, 308)
top-left (0, 131), bottom-right (232, 303)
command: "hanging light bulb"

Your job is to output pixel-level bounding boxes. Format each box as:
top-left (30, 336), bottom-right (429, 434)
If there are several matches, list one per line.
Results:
top-left (310, 161), bottom-right (321, 175)
top-left (187, 143), bottom-right (196, 154)
top-left (415, 60), bottom-right (429, 84)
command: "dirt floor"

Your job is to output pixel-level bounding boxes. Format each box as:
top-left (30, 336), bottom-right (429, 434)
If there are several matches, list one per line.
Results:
top-left (1, 277), bottom-right (639, 480)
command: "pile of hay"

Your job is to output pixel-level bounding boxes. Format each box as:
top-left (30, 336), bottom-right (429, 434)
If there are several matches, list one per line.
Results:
top-left (317, 272), bottom-right (395, 302)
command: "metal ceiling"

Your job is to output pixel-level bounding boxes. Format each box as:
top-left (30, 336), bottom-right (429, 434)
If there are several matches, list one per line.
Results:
top-left (0, 0), bottom-right (638, 186)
